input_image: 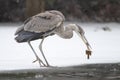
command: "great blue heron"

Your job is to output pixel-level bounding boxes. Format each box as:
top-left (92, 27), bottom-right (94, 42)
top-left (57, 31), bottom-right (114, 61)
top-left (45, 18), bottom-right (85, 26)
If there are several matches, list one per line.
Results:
top-left (15, 10), bottom-right (92, 67)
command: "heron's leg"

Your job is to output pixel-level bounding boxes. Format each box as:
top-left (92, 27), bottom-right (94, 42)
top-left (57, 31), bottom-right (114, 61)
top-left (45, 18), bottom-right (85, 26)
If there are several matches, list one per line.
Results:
top-left (39, 38), bottom-right (50, 66)
top-left (28, 41), bottom-right (46, 67)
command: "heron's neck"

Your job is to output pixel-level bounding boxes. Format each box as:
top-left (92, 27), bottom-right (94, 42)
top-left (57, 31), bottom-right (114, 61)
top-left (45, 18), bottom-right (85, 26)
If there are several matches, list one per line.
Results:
top-left (55, 24), bottom-right (77, 39)
top-left (65, 24), bottom-right (78, 31)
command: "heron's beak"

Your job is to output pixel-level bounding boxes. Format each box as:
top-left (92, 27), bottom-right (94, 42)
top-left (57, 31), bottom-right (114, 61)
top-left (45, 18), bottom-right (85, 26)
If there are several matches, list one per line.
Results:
top-left (79, 33), bottom-right (91, 50)
top-left (76, 31), bottom-right (92, 59)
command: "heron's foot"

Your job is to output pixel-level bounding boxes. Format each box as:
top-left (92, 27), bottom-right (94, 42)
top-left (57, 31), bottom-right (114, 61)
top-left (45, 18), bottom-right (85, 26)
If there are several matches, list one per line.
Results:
top-left (32, 57), bottom-right (47, 67)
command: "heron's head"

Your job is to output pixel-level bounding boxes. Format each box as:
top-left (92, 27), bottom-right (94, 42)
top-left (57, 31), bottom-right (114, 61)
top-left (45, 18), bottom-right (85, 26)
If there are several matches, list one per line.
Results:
top-left (67, 24), bottom-right (92, 59)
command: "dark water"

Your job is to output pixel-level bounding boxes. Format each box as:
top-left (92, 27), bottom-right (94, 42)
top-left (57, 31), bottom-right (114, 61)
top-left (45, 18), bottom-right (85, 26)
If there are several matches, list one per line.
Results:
top-left (0, 63), bottom-right (120, 80)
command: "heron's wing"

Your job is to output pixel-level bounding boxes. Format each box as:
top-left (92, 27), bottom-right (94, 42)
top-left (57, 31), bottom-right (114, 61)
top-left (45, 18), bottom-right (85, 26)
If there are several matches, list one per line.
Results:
top-left (15, 17), bottom-right (33, 35)
top-left (24, 11), bottom-right (63, 33)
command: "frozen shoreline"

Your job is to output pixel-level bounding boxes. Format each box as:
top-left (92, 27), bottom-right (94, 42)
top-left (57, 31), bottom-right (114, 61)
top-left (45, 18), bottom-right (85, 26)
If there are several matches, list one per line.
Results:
top-left (0, 63), bottom-right (120, 80)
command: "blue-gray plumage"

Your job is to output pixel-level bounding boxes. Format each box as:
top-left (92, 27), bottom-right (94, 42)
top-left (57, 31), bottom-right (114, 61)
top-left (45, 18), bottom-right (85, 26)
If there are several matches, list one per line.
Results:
top-left (15, 10), bottom-right (92, 67)
top-left (15, 27), bottom-right (56, 42)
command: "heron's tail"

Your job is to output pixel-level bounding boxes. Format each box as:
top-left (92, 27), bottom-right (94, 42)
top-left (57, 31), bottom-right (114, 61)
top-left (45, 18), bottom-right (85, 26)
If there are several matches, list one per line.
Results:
top-left (15, 31), bottom-right (43, 43)
top-left (15, 35), bottom-right (29, 43)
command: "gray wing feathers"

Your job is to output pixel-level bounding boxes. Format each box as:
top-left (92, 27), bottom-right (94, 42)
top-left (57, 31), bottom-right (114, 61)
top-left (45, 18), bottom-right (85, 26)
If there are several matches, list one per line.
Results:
top-left (15, 25), bottom-right (24, 35)
top-left (24, 11), bottom-right (63, 33)
top-left (15, 17), bottom-right (33, 35)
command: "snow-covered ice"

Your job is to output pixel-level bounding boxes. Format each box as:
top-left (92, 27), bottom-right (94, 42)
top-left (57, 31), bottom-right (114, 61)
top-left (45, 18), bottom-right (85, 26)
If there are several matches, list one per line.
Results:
top-left (0, 22), bottom-right (120, 70)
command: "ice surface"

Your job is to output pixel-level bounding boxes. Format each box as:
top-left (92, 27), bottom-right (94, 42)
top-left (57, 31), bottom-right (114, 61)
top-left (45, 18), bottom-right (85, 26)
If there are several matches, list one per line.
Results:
top-left (0, 22), bottom-right (120, 70)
